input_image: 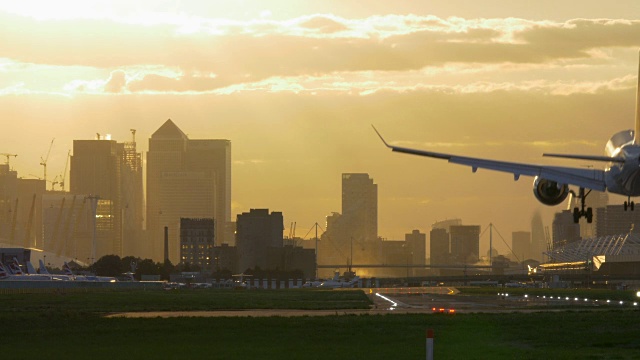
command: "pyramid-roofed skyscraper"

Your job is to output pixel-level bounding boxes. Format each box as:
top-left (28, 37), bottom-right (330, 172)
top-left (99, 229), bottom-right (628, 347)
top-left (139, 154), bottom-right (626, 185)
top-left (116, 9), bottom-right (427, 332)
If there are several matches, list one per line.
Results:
top-left (146, 119), bottom-right (231, 263)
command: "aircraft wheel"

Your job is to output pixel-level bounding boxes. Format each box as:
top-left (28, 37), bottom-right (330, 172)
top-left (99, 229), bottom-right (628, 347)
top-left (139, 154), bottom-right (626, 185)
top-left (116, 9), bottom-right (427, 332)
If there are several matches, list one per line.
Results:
top-left (624, 201), bottom-right (628, 211)
top-left (572, 208), bottom-right (580, 223)
top-left (586, 208), bottom-right (593, 224)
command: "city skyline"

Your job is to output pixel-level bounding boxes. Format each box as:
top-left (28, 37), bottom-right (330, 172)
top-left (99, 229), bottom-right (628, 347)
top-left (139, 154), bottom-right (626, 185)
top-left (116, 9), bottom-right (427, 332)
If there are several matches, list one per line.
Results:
top-left (3, 2), bottom-right (640, 254)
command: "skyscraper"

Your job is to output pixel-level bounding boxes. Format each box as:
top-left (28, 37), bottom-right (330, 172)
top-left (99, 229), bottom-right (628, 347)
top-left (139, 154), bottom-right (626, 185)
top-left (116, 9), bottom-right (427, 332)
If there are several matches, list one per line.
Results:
top-left (511, 231), bottom-right (531, 262)
top-left (146, 119), bottom-right (231, 263)
top-left (450, 225), bottom-right (480, 264)
top-left (341, 173), bottom-right (377, 244)
top-left (429, 227), bottom-right (449, 265)
top-left (70, 139), bottom-right (122, 259)
top-left (236, 209), bottom-right (283, 272)
top-left (319, 173), bottom-right (379, 273)
top-left (70, 135), bottom-right (143, 260)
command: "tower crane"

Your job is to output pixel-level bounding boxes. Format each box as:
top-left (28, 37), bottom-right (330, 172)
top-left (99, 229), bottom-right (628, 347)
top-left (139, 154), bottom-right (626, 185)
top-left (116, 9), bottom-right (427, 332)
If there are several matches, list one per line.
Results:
top-left (57, 150), bottom-right (71, 191)
top-left (0, 153), bottom-right (17, 170)
top-left (40, 138), bottom-right (55, 189)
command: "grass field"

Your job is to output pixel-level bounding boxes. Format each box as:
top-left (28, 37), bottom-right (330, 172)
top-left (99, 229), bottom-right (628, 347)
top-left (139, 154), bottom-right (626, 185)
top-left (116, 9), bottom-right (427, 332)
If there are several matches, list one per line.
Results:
top-left (3, 289), bottom-right (640, 359)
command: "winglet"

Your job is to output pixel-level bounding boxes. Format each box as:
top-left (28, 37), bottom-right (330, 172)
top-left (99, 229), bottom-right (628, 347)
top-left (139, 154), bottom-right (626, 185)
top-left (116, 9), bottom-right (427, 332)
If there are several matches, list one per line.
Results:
top-left (371, 125), bottom-right (392, 148)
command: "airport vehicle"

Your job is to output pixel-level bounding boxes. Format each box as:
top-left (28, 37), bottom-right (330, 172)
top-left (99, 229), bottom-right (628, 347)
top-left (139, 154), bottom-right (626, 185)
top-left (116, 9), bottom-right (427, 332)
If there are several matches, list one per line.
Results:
top-left (374, 51), bottom-right (640, 223)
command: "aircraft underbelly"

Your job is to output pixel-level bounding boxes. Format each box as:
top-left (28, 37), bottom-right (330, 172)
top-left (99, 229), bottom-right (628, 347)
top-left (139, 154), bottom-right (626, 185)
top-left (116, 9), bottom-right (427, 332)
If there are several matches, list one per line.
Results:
top-left (607, 167), bottom-right (640, 196)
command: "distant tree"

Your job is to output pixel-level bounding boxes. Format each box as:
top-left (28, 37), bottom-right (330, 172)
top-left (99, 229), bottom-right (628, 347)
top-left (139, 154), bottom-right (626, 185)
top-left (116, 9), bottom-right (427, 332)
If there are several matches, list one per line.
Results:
top-left (137, 258), bottom-right (160, 276)
top-left (160, 259), bottom-right (175, 280)
top-left (93, 255), bottom-right (123, 277)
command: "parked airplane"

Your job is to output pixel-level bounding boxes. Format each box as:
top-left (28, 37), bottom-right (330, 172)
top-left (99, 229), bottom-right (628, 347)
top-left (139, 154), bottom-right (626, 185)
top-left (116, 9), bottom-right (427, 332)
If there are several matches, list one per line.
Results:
top-left (374, 51), bottom-right (640, 224)
top-left (38, 260), bottom-right (51, 275)
top-left (0, 261), bottom-right (69, 281)
top-left (9, 258), bottom-right (23, 275)
top-left (62, 262), bottom-right (117, 282)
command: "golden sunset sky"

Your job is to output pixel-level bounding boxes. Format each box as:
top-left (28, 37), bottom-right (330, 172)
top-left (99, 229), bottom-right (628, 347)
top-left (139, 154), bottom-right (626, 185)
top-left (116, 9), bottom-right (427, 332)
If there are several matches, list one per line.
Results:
top-left (2, 1), bottom-right (640, 255)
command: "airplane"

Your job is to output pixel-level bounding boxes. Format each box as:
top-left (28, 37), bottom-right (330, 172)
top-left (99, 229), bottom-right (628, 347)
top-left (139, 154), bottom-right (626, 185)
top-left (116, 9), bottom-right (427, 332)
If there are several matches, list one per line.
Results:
top-left (62, 262), bottom-right (117, 282)
top-left (314, 271), bottom-right (361, 288)
top-left (38, 259), bottom-right (51, 275)
top-left (318, 276), bottom-right (360, 288)
top-left (8, 258), bottom-right (23, 275)
top-left (374, 50), bottom-right (640, 224)
top-left (0, 261), bottom-right (68, 281)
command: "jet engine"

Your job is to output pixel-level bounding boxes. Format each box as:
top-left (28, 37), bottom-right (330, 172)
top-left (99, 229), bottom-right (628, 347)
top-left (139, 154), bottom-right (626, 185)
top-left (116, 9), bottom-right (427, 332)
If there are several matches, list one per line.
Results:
top-left (533, 177), bottom-right (569, 206)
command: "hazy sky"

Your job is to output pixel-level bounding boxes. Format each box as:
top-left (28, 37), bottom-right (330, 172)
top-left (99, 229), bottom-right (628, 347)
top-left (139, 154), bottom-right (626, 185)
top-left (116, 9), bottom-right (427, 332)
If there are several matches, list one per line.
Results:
top-left (2, 1), bottom-right (640, 255)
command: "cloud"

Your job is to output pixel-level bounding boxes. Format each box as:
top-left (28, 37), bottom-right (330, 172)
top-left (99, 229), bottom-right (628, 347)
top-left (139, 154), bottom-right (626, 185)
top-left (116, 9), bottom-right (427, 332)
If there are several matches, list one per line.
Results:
top-left (104, 70), bottom-right (127, 93)
top-left (3, 12), bottom-right (640, 93)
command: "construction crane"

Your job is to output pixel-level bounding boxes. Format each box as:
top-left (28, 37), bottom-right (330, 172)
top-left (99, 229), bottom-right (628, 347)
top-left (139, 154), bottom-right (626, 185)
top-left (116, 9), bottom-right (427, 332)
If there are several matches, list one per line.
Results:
top-left (57, 150), bottom-right (71, 192)
top-left (40, 138), bottom-right (55, 188)
top-left (24, 194), bottom-right (36, 248)
top-left (0, 153), bottom-right (17, 169)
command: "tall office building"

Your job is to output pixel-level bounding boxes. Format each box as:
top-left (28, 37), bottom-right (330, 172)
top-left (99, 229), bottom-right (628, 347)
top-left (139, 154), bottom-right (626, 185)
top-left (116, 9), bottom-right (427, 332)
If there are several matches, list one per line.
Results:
top-left (511, 231), bottom-right (531, 262)
top-left (450, 225), bottom-right (480, 264)
top-left (179, 218), bottom-right (214, 270)
top-left (320, 173), bottom-right (379, 271)
top-left (552, 210), bottom-right (581, 247)
top-left (429, 219), bottom-right (462, 265)
top-left (70, 135), bottom-right (143, 260)
top-left (236, 209), bottom-right (283, 272)
top-left (70, 139), bottom-right (122, 259)
top-left (146, 119), bottom-right (231, 263)
top-left (405, 230), bottom-right (426, 265)
top-left (341, 173), bottom-right (378, 243)
top-left (405, 229), bottom-right (426, 276)
top-left (595, 205), bottom-right (640, 237)
top-left (530, 211), bottom-right (546, 262)
top-left (429, 227), bottom-right (449, 265)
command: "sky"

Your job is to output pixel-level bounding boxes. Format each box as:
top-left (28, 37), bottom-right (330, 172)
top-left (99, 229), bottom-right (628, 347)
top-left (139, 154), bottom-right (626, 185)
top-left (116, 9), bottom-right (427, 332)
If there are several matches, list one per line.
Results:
top-left (2, 0), bottom-right (640, 256)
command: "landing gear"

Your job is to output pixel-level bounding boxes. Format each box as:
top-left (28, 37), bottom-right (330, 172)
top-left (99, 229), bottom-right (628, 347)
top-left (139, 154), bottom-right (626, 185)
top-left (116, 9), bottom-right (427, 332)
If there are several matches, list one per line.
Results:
top-left (571, 187), bottom-right (593, 224)
top-left (624, 197), bottom-right (635, 211)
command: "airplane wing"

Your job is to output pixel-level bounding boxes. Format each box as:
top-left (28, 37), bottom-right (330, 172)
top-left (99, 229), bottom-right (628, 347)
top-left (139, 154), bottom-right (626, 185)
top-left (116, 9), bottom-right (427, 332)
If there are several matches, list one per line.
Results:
top-left (373, 126), bottom-right (607, 191)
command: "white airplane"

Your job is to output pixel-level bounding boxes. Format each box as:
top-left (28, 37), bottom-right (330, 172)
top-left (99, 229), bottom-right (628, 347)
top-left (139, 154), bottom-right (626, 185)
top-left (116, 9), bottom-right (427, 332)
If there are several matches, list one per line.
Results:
top-left (38, 259), bottom-right (51, 275)
top-left (63, 262), bottom-right (117, 282)
top-left (374, 51), bottom-right (640, 224)
top-left (318, 276), bottom-right (360, 288)
top-left (0, 261), bottom-right (68, 281)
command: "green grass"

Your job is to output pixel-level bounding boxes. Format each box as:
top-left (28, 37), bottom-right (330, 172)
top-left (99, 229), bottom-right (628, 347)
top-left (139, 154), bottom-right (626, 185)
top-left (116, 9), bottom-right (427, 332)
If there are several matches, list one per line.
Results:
top-left (3, 289), bottom-right (640, 359)
top-left (2, 310), bottom-right (640, 359)
top-left (0, 289), bottom-right (373, 313)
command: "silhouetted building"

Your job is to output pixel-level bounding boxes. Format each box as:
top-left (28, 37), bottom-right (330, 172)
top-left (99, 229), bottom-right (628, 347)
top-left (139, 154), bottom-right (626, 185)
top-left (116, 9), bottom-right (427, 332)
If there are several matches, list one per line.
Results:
top-left (575, 191), bottom-right (608, 239)
top-left (552, 210), bottom-right (581, 247)
top-left (342, 173), bottom-right (377, 243)
top-left (146, 119), bottom-right (231, 263)
top-left (180, 218), bottom-right (215, 270)
top-left (530, 211), bottom-right (546, 262)
top-left (429, 227), bottom-right (449, 265)
top-left (236, 209), bottom-right (283, 272)
top-left (405, 229), bottom-right (426, 276)
top-left (382, 240), bottom-right (409, 277)
top-left (320, 174), bottom-right (379, 274)
top-left (511, 231), bottom-right (531, 262)
top-left (450, 225), bottom-right (480, 264)
top-left (212, 243), bottom-right (238, 273)
top-left (595, 205), bottom-right (640, 237)
top-left (70, 135), bottom-right (143, 260)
